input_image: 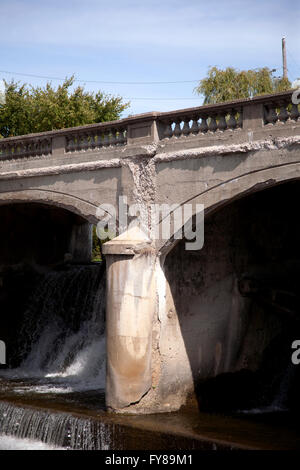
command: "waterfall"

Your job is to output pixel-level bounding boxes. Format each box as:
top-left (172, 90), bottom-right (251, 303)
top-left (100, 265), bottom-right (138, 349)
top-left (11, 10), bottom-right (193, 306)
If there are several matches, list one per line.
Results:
top-left (0, 264), bottom-right (106, 394)
top-left (0, 401), bottom-right (113, 449)
top-left (270, 362), bottom-right (297, 411)
top-left (239, 362), bottom-right (297, 415)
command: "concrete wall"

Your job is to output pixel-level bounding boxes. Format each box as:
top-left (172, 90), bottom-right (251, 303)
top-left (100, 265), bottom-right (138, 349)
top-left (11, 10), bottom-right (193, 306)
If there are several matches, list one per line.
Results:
top-left (0, 100), bottom-right (299, 413)
top-left (151, 182), bottom-right (300, 412)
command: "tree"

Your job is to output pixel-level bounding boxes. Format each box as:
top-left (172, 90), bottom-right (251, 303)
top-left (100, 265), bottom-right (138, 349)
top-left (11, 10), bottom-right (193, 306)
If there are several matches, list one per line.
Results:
top-left (0, 76), bottom-right (130, 138)
top-left (195, 67), bottom-right (291, 104)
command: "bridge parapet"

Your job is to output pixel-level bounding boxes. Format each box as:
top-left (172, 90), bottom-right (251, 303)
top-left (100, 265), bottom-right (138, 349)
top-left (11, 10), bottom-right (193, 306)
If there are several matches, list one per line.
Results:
top-left (0, 90), bottom-right (299, 163)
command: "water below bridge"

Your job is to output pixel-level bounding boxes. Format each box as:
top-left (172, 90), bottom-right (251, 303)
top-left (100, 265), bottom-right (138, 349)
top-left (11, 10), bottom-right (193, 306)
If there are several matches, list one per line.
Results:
top-left (0, 264), bottom-right (299, 450)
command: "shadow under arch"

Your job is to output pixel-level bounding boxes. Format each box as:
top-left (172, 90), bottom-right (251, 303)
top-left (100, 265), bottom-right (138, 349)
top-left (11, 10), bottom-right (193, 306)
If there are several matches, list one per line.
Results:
top-left (157, 161), bottom-right (300, 256)
top-left (0, 190), bottom-right (108, 373)
top-left (160, 172), bottom-right (300, 415)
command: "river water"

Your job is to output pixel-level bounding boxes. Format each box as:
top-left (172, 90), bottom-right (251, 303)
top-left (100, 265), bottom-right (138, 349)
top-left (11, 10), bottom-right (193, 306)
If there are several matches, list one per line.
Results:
top-left (0, 264), bottom-right (299, 450)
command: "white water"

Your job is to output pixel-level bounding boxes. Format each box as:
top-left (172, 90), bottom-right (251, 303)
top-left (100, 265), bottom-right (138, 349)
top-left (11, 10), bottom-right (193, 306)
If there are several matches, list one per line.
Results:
top-left (0, 435), bottom-right (64, 450)
top-left (0, 265), bottom-right (106, 395)
top-left (0, 401), bottom-right (112, 449)
top-left (239, 363), bottom-right (296, 415)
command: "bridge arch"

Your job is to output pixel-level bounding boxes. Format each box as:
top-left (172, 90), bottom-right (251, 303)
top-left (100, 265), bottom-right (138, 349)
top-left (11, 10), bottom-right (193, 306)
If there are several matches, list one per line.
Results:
top-left (0, 188), bottom-right (116, 225)
top-left (159, 173), bottom-right (300, 413)
top-left (157, 161), bottom-right (300, 255)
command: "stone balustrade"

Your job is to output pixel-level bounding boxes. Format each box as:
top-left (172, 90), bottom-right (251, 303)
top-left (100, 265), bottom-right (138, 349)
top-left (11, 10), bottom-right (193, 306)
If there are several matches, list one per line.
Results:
top-left (159, 102), bottom-right (243, 139)
top-left (65, 124), bottom-right (127, 153)
top-left (263, 93), bottom-right (300, 125)
top-left (0, 90), bottom-right (298, 161)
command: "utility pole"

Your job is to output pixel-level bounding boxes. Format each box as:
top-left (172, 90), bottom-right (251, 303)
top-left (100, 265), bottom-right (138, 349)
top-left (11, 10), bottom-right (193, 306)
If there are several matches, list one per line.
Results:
top-left (282, 37), bottom-right (288, 79)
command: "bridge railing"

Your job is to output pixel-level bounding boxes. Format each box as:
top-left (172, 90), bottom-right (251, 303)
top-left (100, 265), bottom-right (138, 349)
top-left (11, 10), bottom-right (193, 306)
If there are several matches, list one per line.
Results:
top-left (0, 90), bottom-right (298, 161)
top-left (157, 90), bottom-right (299, 139)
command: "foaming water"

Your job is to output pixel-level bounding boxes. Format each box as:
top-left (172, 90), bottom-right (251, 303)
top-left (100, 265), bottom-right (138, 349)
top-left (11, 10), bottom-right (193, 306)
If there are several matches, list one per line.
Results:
top-left (0, 401), bottom-right (112, 449)
top-left (0, 264), bottom-right (106, 395)
top-left (0, 435), bottom-right (65, 450)
top-left (238, 364), bottom-right (296, 415)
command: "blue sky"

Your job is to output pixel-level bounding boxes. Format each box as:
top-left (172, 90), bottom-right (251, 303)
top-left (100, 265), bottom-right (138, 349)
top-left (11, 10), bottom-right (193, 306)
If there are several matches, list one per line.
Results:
top-left (0, 0), bottom-right (299, 116)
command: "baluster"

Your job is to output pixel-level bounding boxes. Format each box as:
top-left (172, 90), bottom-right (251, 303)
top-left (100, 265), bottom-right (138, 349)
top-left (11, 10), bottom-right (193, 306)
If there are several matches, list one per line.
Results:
top-left (173, 119), bottom-right (182, 138)
top-left (3, 144), bottom-right (10, 158)
top-left (278, 103), bottom-right (289, 123)
top-left (236, 111), bottom-right (243, 128)
top-left (11, 143), bottom-right (17, 158)
top-left (38, 140), bottom-right (43, 156)
top-left (47, 139), bottom-right (52, 155)
top-left (33, 140), bottom-right (38, 156)
top-left (182, 119), bottom-right (190, 137)
top-left (37, 140), bottom-right (42, 156)
top-left (29, 142), bottom-right (34, 157)
top-left (44, 139), bottom-right (49, 155)
top-left (76, 135), bottom-right (81, 151)
top-left (163, 120), bottom-right (173, 139)
top-left (23, 142), bottom-right (29, 157)
top-left (45, 139), bottom-right (51, 155)
top-left (290, 104), bottom-right (299, 121)
top-left (93, 133), bottom-right (100, 149)
top-left (98, 131), bottom-right (104, 148)
top-left (5, 144), bottom-right (12, 158)
top-left (103, 131), bottom-right (110, 146)
top-left (265, 106), bottom-right (278, 125)
top-left (117, 129), bottom-right (125, 145)
top-left (208, 115), bottom-right (217, 132)
top-left (6, 144), bottom-right (12, 158)
top-left (199, 116), bottom-right (208, 133)
top-left (67, 136), bottom-right (75, 152)
top-left (190, 116), bottom-right (199, 135)
top-left (217, 113), bottom-right (227, 131)
top-left (40, 140), bottom-right (45, 155)
top-left (75, 134), bottom-right (81, 151)
top-left (31, 142), bottom-right (36, 156)
top-left (88, 133), bottom-right (95, 150)
top-left (227, 110), bottom-right (237, 129)
top-left (30, 141), bottom-right (34, 156)
top-left (71, 135), bottom-right (78, 152)
top-left (80, 133), bottom-right (88, 151)
top-left (110, 129), bottom-right (117, 146)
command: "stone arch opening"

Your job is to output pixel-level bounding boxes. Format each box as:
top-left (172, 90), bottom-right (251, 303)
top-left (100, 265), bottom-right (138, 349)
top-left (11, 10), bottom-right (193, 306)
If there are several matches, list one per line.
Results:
top-left (0, 201), bottom-right (106, 398)
top-left (162, 180), bottom-right (300, 416)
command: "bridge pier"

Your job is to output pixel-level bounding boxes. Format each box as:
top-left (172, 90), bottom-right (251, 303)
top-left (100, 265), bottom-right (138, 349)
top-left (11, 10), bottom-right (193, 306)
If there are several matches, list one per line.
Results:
top-left (103, 227), bottom-right (157, 412)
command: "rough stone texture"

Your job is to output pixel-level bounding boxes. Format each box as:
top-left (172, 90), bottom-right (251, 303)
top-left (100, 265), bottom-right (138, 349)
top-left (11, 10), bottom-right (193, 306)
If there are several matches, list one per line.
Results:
top-left (105, 237), bottom-right (156, 409)
top-left (0, 91), bottom-right (300, 413)
top-left (154, 183), bottom-right (300, 411)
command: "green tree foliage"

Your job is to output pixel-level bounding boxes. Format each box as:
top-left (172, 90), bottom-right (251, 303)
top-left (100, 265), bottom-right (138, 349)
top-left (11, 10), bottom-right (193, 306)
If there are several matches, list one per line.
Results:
top-left (92, 225), bottom-right (102, 262)
top-left (195, 67), bottom-right (291, 104)
top-left (0, 76), bottom-right (130, 138)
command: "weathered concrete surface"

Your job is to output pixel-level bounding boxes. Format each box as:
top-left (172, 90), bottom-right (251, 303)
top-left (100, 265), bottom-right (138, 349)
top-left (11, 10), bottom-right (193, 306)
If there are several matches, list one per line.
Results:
top-left (0, 91), bottom-right (299, 413)
top-left (104, 227), bottom-right (156, 410)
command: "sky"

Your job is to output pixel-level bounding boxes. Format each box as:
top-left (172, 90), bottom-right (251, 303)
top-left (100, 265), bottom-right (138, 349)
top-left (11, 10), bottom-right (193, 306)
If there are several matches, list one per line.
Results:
top-left (0, 0), bottom-right (299, 117)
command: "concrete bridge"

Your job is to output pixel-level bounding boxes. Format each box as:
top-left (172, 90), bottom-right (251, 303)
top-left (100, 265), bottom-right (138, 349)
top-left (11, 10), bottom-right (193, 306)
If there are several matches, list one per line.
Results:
top-left (0, 90), bottom-right (300, 413)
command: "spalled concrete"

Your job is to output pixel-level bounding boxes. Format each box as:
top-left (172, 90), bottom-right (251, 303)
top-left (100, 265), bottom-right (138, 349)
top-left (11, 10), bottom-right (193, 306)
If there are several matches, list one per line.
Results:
top-left (0, 91), bottom-right (299, 413)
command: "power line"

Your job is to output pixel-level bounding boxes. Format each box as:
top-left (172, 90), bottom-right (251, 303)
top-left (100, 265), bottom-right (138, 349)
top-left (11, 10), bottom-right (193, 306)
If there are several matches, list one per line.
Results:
top-left (0, 70), bottom-right (200, 85)
top-left (287, 52), bottom-right (300, 80)
top-left (287, 49), bottom-right (300, 71)
top-left (123, 97), bottom-right (201, 101)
